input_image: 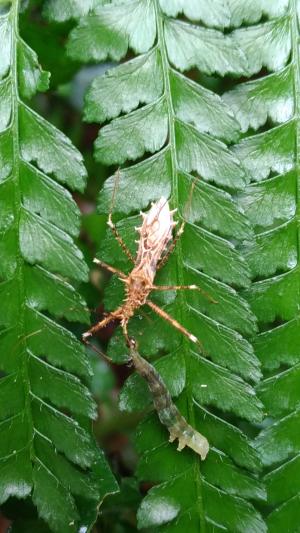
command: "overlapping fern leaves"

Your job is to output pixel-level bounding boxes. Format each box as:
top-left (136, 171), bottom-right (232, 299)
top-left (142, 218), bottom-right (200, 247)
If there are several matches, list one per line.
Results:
top-left (0, 2), bottom-right (116, 531)
top-left (68, 1), bottom-right (266, 530)
top-left (224, 0), bottom-right (300, 529)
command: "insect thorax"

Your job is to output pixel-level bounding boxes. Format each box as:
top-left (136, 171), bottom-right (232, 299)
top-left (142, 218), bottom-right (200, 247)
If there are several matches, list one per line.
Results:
top-left (125, 270), bottom-right (152, 309)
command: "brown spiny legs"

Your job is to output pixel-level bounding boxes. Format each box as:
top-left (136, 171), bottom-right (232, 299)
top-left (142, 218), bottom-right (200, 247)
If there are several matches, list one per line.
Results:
top-left (146, 300), bottom-right (203, 348)
top-left (93, 258), bottom-right (127, 279)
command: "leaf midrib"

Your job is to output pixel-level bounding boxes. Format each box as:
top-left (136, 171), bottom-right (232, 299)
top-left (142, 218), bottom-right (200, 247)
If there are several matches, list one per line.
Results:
top-left (291, 0), bottom-right (300, 254)
top-left (10, 0), bottom-right (35, 465)
top-left (154, 1), bottom-right (206, 529)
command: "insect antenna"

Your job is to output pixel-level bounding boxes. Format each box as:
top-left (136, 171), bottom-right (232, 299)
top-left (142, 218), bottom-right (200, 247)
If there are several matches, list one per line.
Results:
top-left (107, 168), bottom-right (135, 263)
top-left (109, 167), bottom-right (120, 216)
top-left (183, 175), bottom-right (197, 220)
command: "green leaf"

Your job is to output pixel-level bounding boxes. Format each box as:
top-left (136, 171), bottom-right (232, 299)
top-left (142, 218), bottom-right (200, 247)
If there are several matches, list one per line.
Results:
top-left (228, 0), bottom-right (288, 27)
top-left (0, 2), bottom-right (117, 532)
top-left (239, 170), bottom-right (296, 230)
top-left (267, 496), bottom-right (300, 533)
top-left (94, 97), bottom-right (168, 165)
top-left (245, 219), bottom-right (297, 278)
top-left (0, 12), bottom-right (11, 78)
top-left (122, 349), bottom-right (263, 421)
top-left (0, 77), bottom-right (11, 130)
top-left (19, 104), bottom-right (87, 191)
top-left (20, 161), bottom-right (81, 237)
top-left (67, 0), bottom-right (156, 62)
top-left (84, 48), bottom-right (163, 123)
top-left (233, 121), bottom-right (295, 181)
top-left (175, 120), bottom-right (247, 188)
top-left (232, 16), bottom-right (291, 74)
top-left (43, 0), bottom-right (98, 22)
top-left (20, 209), bottom-right (88, 281)
top-left (170, 70), bottom-right (240, 142)
top-left (224, 65), bottom-right (294, 132)
top-left (0, 449), bottom-right (32, 504)
top-left (265, 454), bottom-right (300, 505)
top-left (24, 265), bottom-right (90, 324)
top-left (224, 1), bottom-right (300, 528)
top-left (138, 479), bottom-right (263, 531)
top-left (20, 14), bottom-right (79, 89)
top-left (164, 18), bottom-right (248, 76)
top-left (159, 0), bottom-right (232, 28)
top-left (17, 39), bottom-right (50, 99)
top-left (258, 364), bottom-right (300, 417)
top-left (32, 462), bottom-right (79, 533)
top-left (72, 0), bottom-right (265, 530)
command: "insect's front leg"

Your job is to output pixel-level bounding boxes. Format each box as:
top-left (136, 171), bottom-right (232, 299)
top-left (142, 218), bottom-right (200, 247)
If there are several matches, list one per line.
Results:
top-left (107, 214), bottom-right (135, 263)
top-left (93, 258), bottom-right (127, 279)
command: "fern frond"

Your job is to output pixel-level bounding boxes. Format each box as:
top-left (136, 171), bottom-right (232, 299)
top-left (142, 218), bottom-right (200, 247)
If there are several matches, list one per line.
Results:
top-left (224, 0), bottom-right (300, 529)
top-left (0, 2), bottom-right (117, 531)
top-left (68, 0), bottom-right (266, 529)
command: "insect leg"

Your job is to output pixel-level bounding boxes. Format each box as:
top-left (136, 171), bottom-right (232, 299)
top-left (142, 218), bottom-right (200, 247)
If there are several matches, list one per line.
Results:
top-left (152, 284), bottom-right (217, 304)
top-left (146, 300), bottom-right (203, 349)
top-left (82, 313), bottom-right (117, 341)
top-left (122, 322), bottom-right (130, 346)
top-left (157, 221), bottom-right (185, 270)
top-left (93, 258), bottom-right (127, 279)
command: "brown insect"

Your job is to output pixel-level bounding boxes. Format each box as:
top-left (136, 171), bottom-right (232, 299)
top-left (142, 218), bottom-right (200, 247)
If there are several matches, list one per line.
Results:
top-left (82, 190), bottom-right (210, 346)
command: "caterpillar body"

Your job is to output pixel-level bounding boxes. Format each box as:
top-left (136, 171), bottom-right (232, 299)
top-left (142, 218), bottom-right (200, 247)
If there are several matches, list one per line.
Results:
top-left (128, 338), bottom-right (209, 460)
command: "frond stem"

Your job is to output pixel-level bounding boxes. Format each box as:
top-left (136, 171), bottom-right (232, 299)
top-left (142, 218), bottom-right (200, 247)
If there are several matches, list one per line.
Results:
top-left (154, 1), bottom-right (206, 529)
top-left (11, 0), bottom-right (35, 462)
top-left (291, 0), bottom-right (300, 269)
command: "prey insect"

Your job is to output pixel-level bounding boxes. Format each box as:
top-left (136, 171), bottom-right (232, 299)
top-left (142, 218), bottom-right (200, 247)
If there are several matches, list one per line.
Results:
top-left (128, 337), bottom-right (209, 460)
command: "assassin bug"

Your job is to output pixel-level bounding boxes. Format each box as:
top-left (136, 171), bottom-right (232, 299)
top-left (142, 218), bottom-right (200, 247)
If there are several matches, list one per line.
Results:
top-left (83, 176), bottom-right (213, 346)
